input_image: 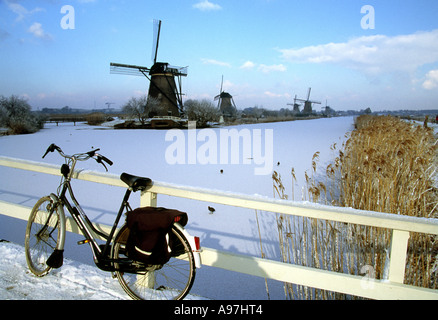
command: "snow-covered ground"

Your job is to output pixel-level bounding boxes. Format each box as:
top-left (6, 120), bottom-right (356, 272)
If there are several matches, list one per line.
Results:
top-left (0, 241), bottom-right (128, 300)
top-left (0, 241), bottom-right (206, 300)
top-left (0, 117), bottom-right (355, 300)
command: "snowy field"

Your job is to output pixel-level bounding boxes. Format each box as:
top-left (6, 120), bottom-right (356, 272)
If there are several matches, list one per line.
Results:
top-left (0, 241), bottom-right (205, 300)
top-left (0, 117), bottom-right (355, 300)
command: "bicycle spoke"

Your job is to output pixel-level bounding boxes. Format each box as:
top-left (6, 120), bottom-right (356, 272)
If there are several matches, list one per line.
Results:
top-left (113, 225), bottom-right (196, 300)
top-left (25, 196), bottom-right (61, 277)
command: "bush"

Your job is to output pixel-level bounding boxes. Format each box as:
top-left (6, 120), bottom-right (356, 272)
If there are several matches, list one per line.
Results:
top-left (85, 112), bottom-right (106, 125)
top-left (0, 95), bottom-right (44, 134)
top-left (184, 99), bottom-right (220, 127)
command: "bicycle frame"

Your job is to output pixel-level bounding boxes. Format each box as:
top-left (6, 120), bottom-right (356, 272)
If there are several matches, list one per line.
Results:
top-left (49, 161), bottom-right (134, 272)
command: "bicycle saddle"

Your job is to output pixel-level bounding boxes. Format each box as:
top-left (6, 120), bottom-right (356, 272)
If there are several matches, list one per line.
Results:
top-left (120, 173), bottom-right (152, 192)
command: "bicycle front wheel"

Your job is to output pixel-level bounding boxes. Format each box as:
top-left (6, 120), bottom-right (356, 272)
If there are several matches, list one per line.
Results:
top-left (25, 196), bottom-right (62, 277)
top-left (112, 224), bottom-right (196, 300)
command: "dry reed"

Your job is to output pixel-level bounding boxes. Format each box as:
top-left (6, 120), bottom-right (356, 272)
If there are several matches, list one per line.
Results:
top-left (270, 115), bottom-right (438, 299)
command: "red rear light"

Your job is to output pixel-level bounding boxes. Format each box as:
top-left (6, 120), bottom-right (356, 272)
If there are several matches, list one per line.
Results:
top-left (194, 236), bottom-right (201, 251)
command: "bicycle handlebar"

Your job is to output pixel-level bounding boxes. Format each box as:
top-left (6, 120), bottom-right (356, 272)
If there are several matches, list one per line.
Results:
top-left (42, 143), bottom-right (62, 159)
top-left (42, 143), bottom-right (113, 171)
top-left (95, 154), bottom-right (113, 171)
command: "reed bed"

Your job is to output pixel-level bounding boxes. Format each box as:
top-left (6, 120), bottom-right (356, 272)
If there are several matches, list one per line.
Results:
top-left (270, 115), bottom-right (438, 299)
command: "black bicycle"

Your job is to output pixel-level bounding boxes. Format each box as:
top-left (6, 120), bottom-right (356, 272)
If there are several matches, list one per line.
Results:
top-left (24, 144), bottom-right (201, 300)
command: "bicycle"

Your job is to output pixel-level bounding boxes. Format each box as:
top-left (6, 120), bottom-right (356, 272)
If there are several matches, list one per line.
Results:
top-left (24, 143), bottom-right (201, 300)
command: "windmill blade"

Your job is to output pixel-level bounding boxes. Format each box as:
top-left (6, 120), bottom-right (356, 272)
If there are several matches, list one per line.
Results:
top-left (151, 19), bottom-right (161, 64)
top-left (220, 75), bottom-right (224, 93)
top-left (110, 62), bottom-right (151, 77)
top-left (167, 64), bottom-right (188, 76)
top-left (214, 94), bottom-right (220, 101)
top-left (231, 97), bottom-right (237, 109)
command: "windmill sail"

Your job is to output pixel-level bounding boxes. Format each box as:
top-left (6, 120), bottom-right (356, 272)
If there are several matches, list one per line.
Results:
top-left (110, 62), bottom-right (150, 77)
top-left (214, 75), bottom-right (224, 101)
top-left (151, 19), bottom-right (161, 64)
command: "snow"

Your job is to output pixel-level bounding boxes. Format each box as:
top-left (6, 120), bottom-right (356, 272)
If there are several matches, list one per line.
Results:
top-left (0, 241), bottom-right (206, 300)
top-left (0, 241), bottom-right (127, 300)
top-left (0, 117), bottom-right (355, 300)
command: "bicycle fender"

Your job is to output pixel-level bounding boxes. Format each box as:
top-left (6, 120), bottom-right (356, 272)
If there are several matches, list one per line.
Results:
top-left (173, 223), bottom-right (202, 269)
top-left (49, 193), bottom-right (66, 251)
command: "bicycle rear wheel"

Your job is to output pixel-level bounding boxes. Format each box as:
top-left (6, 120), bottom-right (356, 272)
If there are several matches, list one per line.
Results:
top-left (25, 196), bottom-right (62, 277)
top-left (112, 224), bottom-right (196, 300)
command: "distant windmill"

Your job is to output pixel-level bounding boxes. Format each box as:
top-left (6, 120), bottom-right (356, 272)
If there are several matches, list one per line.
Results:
top-left (287, 95), bottom-right (302, 114)
top-left (214, 75), bottom-right (237, 118)
top-left (322, 100), bottom-right (335, 116)
top-left (110, 20), bottom-right (187, 117)
top-left (293, 87), bottom-right (321, 115)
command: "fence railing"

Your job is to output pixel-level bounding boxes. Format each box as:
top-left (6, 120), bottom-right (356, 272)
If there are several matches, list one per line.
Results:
top-left (1, 155), bottom-right (438, 300)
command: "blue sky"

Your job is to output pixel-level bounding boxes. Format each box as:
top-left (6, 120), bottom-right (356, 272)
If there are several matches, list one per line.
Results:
top-left (1, 0), bottom-right (438, 112)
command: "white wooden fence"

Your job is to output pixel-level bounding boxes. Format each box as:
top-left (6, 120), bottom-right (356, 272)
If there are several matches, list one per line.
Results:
top-left (1, 155), bottom-right (438, 300)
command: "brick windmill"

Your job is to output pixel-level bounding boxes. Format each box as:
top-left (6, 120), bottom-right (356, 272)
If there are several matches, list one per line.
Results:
top-left (110, 20), bottom-right (187, 117)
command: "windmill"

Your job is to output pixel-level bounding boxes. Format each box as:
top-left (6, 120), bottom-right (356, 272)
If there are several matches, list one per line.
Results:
top-left (287, 95), bottom-right (302, 114)
top-left (293, 87), bottom-right (321, 115)
top-left (321, 100), bottom-right (335, 116)
top-left (214, 75), bottom-right (237, 118)
top-left (110, 20), bottom-right (187, 117)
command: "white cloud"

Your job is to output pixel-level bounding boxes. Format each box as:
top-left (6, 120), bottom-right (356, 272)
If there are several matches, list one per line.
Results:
top-left (264, 91), bottom-right (291, 99)
top-left (6, 1), bottom-right (44, 22)
top-left (201, 58), bottom-right (231, 67)
top-left (133, 90), bottom-right (147, 97)
top-left (220, 80), bottom-right (235, 91)
top-left (28, 22), bottom-right (52, 40)
top-left (280, 29), bottom-right (438, 75)
top-left (258, 64), bottom-right (286, 73)
top-left (239, 61), bottom-right (286, 73)
top-left (423, 69), bottom-right (438, 90)
top-left (193, 0), bottom-right (222, 11)
top-left (240, 61), bottom-right (256, 69)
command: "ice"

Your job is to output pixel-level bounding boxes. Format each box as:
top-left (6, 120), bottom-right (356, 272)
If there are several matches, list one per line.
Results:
top-left (0, 117), bottom-right (355, 299)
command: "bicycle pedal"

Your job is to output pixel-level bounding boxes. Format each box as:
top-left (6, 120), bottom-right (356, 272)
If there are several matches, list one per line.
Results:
top-left (77, 239), bottom-right (90, 245)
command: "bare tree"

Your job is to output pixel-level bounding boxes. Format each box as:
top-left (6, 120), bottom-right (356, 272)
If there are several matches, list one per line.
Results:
top-left (184, 99), bottom-right (220, 127)
top-left (122, 95), bottom-right (160, 124)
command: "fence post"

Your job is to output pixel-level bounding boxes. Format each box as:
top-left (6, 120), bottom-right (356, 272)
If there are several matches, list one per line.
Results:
top-left (388, 230), bottom-right (410, 283)
top-left (140, 190), bottom-right (157, 207)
